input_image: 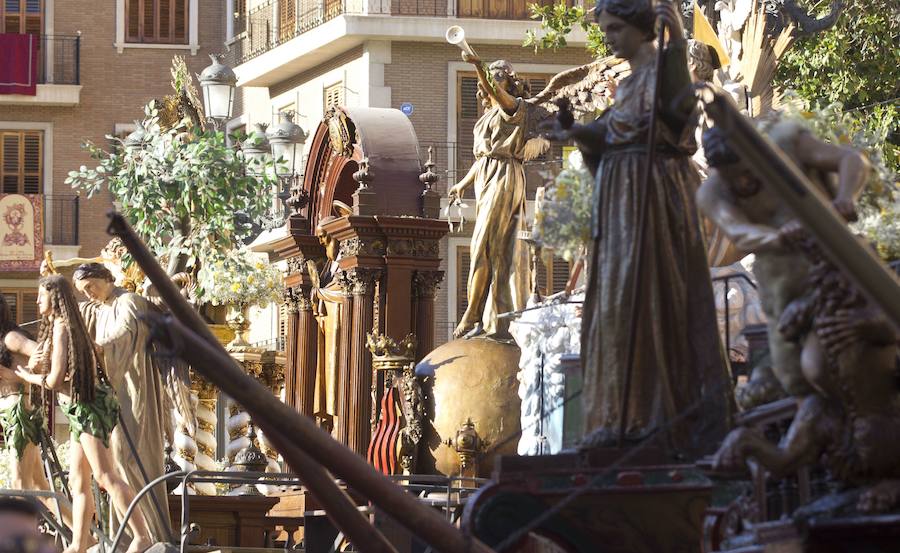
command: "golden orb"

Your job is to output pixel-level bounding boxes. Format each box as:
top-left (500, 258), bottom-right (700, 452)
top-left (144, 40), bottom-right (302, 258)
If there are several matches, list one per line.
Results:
top-left (416, 337), bottom-right (521, 478)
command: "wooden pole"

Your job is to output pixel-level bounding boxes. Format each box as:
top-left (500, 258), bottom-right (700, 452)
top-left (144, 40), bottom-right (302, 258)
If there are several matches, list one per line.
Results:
top-left (106, 212), bottom-right (492, 553)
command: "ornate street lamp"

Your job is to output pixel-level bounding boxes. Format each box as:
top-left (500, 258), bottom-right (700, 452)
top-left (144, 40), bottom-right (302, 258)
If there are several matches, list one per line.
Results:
top-left (266, 111), bottom-right (307, 178)
top-left (198, 54), bottom-right (237, 125)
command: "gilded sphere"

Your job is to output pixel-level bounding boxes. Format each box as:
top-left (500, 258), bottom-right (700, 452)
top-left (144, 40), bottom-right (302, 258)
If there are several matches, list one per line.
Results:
top-left (416, 337), bottom-right (521, 477)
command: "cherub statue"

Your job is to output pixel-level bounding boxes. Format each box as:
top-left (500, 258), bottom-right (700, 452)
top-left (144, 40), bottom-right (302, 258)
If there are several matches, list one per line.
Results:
top-left (544, 0), bottom-right (731, 453)
top-left (14, 275), bottom-right (152, 553)
top-left (713, 235), bottom-right (900, 514)
top-left (697, 122), bottom-right (869, 405)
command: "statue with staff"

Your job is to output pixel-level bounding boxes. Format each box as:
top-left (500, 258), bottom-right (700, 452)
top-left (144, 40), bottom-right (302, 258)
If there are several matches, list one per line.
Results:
top-left (546, 0), bottom-right (731, 453)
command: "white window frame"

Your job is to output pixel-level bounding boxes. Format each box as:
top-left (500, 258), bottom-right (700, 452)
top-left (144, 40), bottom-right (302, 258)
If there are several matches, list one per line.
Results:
top-left (114, 0), bottom-right (200, 54)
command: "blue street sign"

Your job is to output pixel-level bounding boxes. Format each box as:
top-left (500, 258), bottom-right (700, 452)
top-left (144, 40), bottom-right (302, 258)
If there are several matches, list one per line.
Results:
top-left (400, 102), bottom-right (414, 116)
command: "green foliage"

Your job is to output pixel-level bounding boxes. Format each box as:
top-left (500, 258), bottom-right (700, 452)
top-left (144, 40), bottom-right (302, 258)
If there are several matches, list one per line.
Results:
top-left (776, 0), bottom-right (900, 109)
top-left (66, 101), bottom-right (276, 300)
top-left (524, 3), bottom-right (609, 59)
top-left (534, 149), bottom-right (594, 260)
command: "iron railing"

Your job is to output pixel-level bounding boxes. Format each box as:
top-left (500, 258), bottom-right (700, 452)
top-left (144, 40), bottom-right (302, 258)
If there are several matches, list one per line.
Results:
top-left (43, 195), bottom-right (79, 245)
top-left (420, 140), bottom-right (565, 197)
top-left (37, 34), bottom-right (81, 85)
top-left (231, 0), bottom-right (572, 64)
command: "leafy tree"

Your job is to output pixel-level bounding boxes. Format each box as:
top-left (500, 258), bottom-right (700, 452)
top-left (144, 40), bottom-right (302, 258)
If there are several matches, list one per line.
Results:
top-left (524, 3), bottom-right (608, 58)
top-left (66, 100), bottom-right (276, 300)
top-left (775, 0), bottom-right (899, 110)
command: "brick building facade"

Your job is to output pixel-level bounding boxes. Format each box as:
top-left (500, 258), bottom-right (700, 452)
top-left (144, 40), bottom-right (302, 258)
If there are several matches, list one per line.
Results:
top-left (0, 0), bottom-right (225, 325)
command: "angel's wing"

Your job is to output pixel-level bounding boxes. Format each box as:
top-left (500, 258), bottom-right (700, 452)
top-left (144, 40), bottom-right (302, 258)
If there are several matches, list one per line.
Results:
top-left (529, 56), bottom-right (630, 118)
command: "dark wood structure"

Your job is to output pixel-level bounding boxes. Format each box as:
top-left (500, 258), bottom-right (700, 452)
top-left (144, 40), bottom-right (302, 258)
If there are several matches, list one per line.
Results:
top-left (270, 106), bottom-right (447, 458)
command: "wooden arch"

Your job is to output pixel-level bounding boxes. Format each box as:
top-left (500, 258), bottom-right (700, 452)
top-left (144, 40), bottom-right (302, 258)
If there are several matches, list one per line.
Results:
top-left (301, 106), bottom-right (425, 231)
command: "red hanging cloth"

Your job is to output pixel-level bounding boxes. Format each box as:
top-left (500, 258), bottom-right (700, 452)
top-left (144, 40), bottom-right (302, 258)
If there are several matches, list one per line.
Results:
top-left (0, 33), bottom-right (39, 96)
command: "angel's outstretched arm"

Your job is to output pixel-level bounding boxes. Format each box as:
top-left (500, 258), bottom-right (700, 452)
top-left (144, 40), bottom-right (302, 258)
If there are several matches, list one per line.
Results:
top-left (465, 53), bottom-right (518, 114)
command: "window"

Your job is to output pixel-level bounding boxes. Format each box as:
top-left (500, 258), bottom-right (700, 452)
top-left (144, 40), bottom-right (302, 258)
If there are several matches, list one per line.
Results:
top-left (125, 0), bottom-right (189, 44)
top-left (1, 289), bottom-right (39, 327)
top-left (456, 72), bottom-right (561, 199)
top-left (2, 0), bottom-right (42, 35)
top-left (324, 82), bottom-right (343, 111)
top-left (1, 130), bottom-right (43, 195)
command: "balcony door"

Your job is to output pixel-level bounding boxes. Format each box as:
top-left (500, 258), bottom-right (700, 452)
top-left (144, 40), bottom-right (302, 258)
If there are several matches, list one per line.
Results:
top-left (2, 0), bottom-right (42, 35)
top-left (1, 130), bottom-right (42, 195)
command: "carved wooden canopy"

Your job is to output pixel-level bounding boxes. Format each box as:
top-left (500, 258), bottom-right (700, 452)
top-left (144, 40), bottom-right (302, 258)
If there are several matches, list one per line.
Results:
top-left (301, 106), bottom-right (424, 232)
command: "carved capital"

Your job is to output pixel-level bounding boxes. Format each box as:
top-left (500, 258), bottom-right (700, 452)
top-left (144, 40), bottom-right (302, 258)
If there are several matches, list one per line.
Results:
top-left (337, 270), bottom-right (354, 297)
top-left (286, 255), bottom-right (305, 275)
top-left (413, 270), bottom-right (444, 299)
top-left (283, 287), bottom-right (300, 313)
top-left (347, 267), bottom-right (382, 296)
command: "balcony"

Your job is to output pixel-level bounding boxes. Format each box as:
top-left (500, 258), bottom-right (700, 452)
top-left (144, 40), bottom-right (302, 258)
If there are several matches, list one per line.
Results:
top-left (230, 0), bottom-right (576, 68)
top-left (0, 34), bottom-right (82, 106)
top-left (44, 195), bottom-right (79, 246)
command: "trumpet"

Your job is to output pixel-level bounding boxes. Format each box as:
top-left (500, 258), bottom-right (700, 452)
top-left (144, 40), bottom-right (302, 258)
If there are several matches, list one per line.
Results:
top-left (445, 25), bottom-right (478, 59)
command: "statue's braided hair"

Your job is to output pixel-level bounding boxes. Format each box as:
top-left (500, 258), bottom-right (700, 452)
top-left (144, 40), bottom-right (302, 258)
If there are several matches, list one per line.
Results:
top-left (36, 275), bottom-right (96, 403)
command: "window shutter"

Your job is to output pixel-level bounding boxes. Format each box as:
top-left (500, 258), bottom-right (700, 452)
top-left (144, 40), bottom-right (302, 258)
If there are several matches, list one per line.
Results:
top-left (126, 0), bottom-right (140, 41)
top-left (536, 255), bottom-right (549, 296)
top-left (457, 75), bottom-right (481, 198)
top-left (173, 0), bottom-right (187, 42)
top-left (126, 0), bottom-right (187, 44)
top-left (1, 133), bottom-right (21, 194)
top-left (456, 247), bottom-right (471, 323)
top-left (2, 293), bottom-right (18, 325)
top-left (21, 292), bottom-right (38, 326)
top-left (23, 132), bottom-right (41, 194)
top-left (278, 303), bottom-right (287, 351)
top-left (324, 82), bottom-right (343, 111)
top-left (279, 0), bottom-right (295, 41)
top-left (143, 0), bottom-right (156, 41)
top-left (0, 131), bottom-right (42, 195)
top-left (550, 256), bottom-right (571, 294)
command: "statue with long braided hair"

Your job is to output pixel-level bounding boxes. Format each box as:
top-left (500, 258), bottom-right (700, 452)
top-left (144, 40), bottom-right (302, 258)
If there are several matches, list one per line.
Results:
top-left (0, 295), bottom-right (70, 525)
top-left (14, 275), bottom-right (152, 553)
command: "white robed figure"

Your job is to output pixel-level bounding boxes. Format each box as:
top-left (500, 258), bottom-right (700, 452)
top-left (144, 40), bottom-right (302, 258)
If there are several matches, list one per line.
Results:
top-left (75, 263), bottom-right (173, 542)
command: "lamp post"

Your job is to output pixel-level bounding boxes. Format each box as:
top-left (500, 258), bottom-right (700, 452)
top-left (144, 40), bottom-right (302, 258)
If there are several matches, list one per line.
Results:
top-left (266, 111), bottom-right (309, 221)
top-left (198, 54), bottom-right (237, 129)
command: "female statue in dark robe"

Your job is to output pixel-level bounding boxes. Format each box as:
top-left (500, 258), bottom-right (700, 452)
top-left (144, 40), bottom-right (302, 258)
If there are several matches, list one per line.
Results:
top-left (550, 0), bottom-right (731, 453)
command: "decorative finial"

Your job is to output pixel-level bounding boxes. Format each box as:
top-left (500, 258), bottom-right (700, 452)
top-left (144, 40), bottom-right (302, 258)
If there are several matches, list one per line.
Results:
top-left (419, 146), bottom-right (439, 192)
top-left (353, 158), bottom-right (373, 190)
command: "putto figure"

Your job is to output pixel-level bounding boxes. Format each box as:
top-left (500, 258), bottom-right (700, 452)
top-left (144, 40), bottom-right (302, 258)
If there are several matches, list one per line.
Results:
top-left (448, 55), bottom-right (545, 341)
top-left (15, 275), bottom-right (151, 553)
top-left (548, 0), bottom-right (730, 453)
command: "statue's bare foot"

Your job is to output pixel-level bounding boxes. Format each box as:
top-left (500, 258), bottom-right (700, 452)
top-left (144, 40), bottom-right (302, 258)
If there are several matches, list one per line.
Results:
top-left (125, 536), bottom-right (153, 553)
top-left (452, 321), bottom-right (475, 339)
top-left (858, 480), bottom-right (900, 513)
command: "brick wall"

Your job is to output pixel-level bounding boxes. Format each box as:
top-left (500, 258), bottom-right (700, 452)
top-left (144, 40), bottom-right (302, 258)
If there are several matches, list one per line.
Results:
top-left (0, 0), bottom-right (225, 276)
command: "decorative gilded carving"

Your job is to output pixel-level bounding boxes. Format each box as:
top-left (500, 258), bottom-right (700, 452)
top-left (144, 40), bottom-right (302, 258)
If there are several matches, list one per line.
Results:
top-left (367, 332), bottom-right (425, 474)
top-left (325, 107), bottom-right (354, 157)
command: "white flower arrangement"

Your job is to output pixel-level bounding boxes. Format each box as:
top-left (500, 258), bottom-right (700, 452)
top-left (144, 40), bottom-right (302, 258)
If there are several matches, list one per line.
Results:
top-left (533, 149), bottom-right (594, 262)
top-left (196, 248), bottom-right (284, 308)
